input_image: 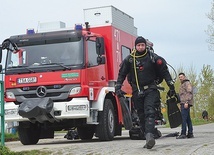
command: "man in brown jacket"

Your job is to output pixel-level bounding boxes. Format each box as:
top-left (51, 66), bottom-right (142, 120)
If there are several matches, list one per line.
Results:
top-left (177, 72), bottom-right (194, 139)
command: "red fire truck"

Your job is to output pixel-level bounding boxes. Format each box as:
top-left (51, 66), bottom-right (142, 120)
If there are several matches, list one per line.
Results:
top-left (0, 6), bottom-right (137, 145)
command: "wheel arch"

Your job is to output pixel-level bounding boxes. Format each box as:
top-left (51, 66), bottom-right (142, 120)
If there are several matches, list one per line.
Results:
top-left (92, 87), bottom-right (116, 111)
top-left (92, 87), bottom-right (123, 135)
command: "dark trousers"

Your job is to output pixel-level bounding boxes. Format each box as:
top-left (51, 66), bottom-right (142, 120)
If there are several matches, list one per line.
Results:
top-left (180, 104), bottom-right (193, 135)
top-left (132, 89), bottom-right (160, 134)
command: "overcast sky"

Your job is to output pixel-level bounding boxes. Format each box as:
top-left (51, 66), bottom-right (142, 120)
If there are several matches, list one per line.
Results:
top-left (0, 0), bottom-right (213, 75)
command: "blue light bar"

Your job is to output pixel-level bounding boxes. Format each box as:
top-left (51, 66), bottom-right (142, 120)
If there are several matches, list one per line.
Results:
top-left (75, 24), bottom-right (83, 30)
top-left (26, 29), bottom-right (35, 35)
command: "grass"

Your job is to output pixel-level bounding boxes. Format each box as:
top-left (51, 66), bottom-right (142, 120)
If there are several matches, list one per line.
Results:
top-left (0, 133), bottom-right (51, 155)
top-left (191, 117), bottom-right (214, 125)
top-left (0, 145), bottom-right (51, 155)
top-left (1, 133), bottom-right (19, 142)
top-left (164, 117), bottom-right (214, 128)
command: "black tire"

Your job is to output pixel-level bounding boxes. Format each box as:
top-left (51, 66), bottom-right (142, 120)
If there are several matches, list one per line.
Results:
top-left (77, 125), bottom-right (95, 140)
top-left (18, 122), bottom-right (40, 145)
top-left (96, 99), bottom-right (115, 141)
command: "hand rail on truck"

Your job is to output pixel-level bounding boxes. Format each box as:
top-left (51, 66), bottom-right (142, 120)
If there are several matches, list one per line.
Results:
top-left (0, 75), bottom-right (5, 146)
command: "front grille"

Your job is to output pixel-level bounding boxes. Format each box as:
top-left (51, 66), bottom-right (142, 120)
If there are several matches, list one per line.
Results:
top-left (10, 84), bottom-right (80, 102)
top-left (23, 92), bottom-right (62, 98)
top-left (21, 85), bottom-right (64, 91)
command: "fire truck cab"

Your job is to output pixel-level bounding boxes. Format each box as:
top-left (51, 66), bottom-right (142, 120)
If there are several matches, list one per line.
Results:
top-left (0, 6), bottom-right (137, 145)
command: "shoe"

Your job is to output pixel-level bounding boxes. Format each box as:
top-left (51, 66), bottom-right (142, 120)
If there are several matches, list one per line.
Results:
top-left (187, 134), bottom-right (194, 138)
top-left (144, 133), bottom-right (155, 149)
top-left (176, 134), bottom-right (186, 139)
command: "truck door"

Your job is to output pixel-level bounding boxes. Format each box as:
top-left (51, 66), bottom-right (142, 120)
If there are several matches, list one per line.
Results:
top-left (85, 37), bottom-right (107, 100)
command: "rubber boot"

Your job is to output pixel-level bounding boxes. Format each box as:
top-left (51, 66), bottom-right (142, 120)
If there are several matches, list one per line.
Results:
top-left (140, 127), bottom-right (146, 140)
top-left (144, 133), bottom-right (155, 149)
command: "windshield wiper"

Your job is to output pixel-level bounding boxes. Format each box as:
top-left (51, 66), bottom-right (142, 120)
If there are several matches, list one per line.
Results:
top-left (9, 65), bottom-right (35, 73)
top-left (42, 63), bottom-right (71, 70)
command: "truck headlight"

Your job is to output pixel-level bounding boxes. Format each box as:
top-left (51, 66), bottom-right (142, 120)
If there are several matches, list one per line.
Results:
top-left (69, 87), bottom-right (81, 95)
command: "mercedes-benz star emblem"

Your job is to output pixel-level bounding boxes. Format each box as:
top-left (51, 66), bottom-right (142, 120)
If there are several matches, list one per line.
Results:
top-left (36, 86), bottom-right (47, 97)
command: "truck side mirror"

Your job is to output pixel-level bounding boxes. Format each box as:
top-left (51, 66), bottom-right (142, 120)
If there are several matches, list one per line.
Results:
top-left (97, 56), bottom-right (105, 65)
top-left (96, 37), bottom-right (105, 55)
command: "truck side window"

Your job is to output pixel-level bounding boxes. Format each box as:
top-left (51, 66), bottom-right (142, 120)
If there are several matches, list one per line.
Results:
top-left (8, 52), bottom-right (19, 67)
top-left (88, 40), bottom-right (98, 67)
top-left (121, 46), bottom-right (131, 60)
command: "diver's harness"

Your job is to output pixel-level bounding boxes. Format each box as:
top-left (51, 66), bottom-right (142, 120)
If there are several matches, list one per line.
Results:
top-left (130, 48), bottom-right (176, 95)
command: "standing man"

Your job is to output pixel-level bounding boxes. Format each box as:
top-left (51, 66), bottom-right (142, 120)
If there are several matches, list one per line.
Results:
top-left (177, 73), bottom-right (194, 139)
top-left (115, 36), bottom-right (176, 149)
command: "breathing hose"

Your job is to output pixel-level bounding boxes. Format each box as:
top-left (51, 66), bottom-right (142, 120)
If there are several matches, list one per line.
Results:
top-left (132, 49), bottom-right (147, 93)
top-left (131, 49), bottom-right (177, 92)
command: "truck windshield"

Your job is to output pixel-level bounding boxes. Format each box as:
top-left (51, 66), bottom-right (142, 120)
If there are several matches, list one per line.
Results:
top-left (6, 40), bottom-right (84, 70)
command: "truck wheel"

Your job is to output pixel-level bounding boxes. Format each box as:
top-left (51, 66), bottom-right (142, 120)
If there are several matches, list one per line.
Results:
top-left (96, 99), bottom-right (115, 141)
top-left (18, 122), bottom-right (41, 145)
top-left (77, 125), bottom-right (95, 140)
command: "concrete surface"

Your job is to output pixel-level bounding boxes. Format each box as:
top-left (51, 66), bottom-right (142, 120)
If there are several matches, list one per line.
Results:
top-left (5, 123), bottom-right (214, 155)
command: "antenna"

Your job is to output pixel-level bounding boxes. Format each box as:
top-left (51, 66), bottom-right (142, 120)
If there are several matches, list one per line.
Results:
top-left (36, 21), bottom-right (40, 33)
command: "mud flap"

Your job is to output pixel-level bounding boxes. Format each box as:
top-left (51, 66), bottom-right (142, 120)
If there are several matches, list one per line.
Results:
top-left (166, 96), bottom-right (182, 128)
top-left (119, 97), bottom-right (133, 130)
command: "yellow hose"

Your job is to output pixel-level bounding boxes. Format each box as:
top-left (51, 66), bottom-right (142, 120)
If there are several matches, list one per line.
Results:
top-left (132, 49), bottom-right (147, 92)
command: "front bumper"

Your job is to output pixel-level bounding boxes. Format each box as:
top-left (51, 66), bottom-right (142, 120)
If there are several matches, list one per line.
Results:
top-left (5, 98), bottom-right (92, 123)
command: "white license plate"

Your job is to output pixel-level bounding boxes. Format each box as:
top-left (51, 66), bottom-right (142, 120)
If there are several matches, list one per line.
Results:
top-left (67, 105), bottom-right (88, 111)
top-left (17, 77), bottom-right (37, 84)
top-left (5, 109), bottom-right (18, 115)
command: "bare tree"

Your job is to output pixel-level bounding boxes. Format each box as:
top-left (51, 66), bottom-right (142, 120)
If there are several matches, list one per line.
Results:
top-left (195, 65), bottom-right (214, 118)
top-left (206, 0), bottom-right (214, 51)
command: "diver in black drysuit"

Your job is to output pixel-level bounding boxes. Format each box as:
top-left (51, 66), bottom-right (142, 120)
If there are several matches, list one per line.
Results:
top-left (115, 36), bottom-right (176, 149)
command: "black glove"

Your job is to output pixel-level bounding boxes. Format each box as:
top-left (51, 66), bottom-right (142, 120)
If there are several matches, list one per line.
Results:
top-left (175, 93), bottom-right (180, 103)
top-left (115, 84), bottom-right (125, 98)
top-left (167, 84), bottom-right (176, 98)
top-left (167, 89), bottom-right (176, 98)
